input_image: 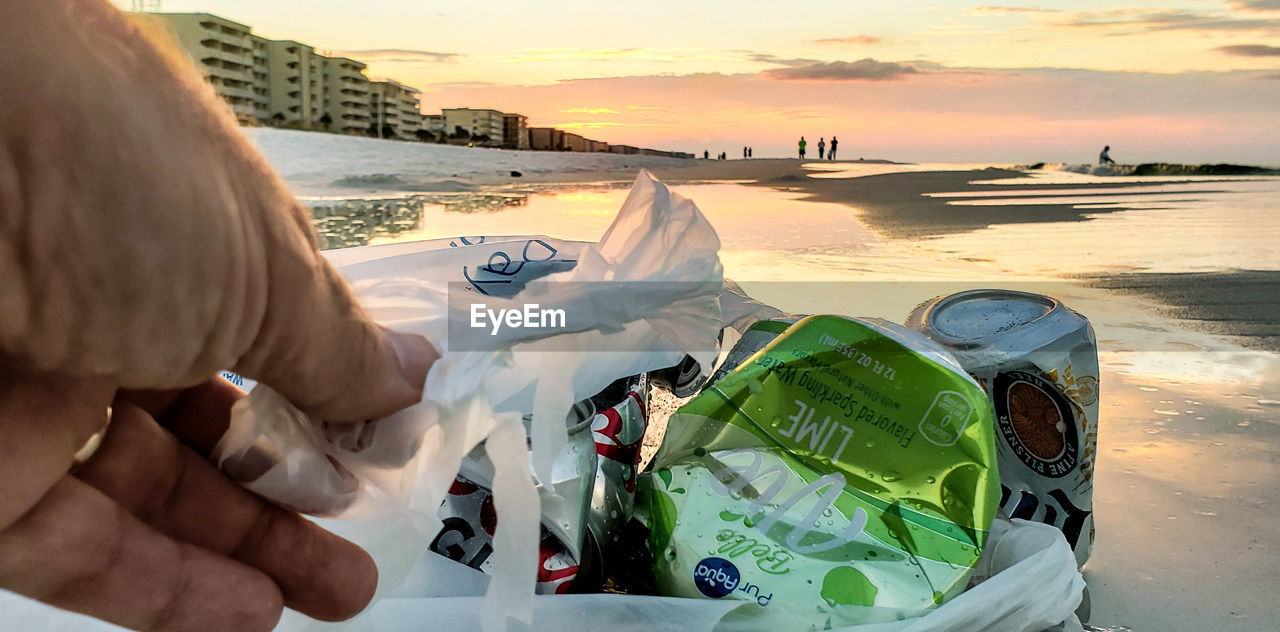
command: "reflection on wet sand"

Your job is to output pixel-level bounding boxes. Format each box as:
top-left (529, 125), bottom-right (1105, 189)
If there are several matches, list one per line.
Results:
top-left (307, 192), bottom-right (529, 248)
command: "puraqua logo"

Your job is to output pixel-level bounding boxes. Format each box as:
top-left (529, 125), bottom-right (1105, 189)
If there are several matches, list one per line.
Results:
top-left (693, 557), bottom-right (773, 606)
top-left (693, 557), bottom-right (739, 598)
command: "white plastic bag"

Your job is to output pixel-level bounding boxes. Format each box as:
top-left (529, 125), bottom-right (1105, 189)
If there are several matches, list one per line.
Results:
top-left (267, 518), bottom-right (1082, 632)
top-left (213, 171), bottom-right (725, 630)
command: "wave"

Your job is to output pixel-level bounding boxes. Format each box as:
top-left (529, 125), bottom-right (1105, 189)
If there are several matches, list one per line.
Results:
top-left (1021, 162), bottom-right (1279, 177)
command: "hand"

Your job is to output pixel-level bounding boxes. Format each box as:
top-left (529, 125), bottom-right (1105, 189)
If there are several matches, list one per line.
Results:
top-left (0, 1), bottom-right (437, 630)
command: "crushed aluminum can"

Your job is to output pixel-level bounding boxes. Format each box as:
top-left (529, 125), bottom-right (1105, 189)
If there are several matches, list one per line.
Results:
top-left (905, 289), bottom-right (1099, 568)
top-left (430, 476), bottom-right (583, 594)
top-left (584, 375), bottom-right (649, 581)
top-left (430, 374), bottom-right (652, 593)
top-left (645, 315), bottom-right (1000, 623)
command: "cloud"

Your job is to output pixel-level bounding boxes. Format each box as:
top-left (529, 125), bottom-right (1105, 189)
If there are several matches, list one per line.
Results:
top-left (761, 58), bottom-right (921, 81)
top-left (493, 48), bottom-right (737, 64)
top-left (1056, 8), bottom-right (1280, 33)
top-left (744, 53), bottom-right (819, 65)
top-left (1216, 43), bottom-right (1280, 55)
top-left (811, 35), bottom-right (883, 45)
top-left (969, 6), bottom-right (1062, 14)
top-left (1229, 1), bottom-right (1280, 11)
top-left (333, 48), bottom-right (460, 63)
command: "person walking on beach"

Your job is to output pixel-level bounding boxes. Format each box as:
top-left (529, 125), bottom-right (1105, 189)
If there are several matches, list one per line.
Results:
top-left (743, 146), bottom-right (748, 159)
top-left (748, 147), bottom-right (753, 158)
top-left (0, 3), bottom-right (438, 629)
top-left (818, 138), bottom-right (826, 160)
top-left (829, 136), bottom-right (838, 160)
top-left (798, 136), bottom-right (807, 159)
top-left (1099, 145), bottom-right (1115, 166)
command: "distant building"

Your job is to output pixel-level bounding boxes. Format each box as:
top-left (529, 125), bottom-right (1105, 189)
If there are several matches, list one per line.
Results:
top-left (146, 13), bottom-right (259, 124)
top-left (502, 113), bottom-right (529, 150)
top-left (264, 39), bottom-right (325, 129)
top-left (423, 114), bottom-right (445, 138)
top-left (528, 127), bottom-right (556, 151)
top-left (609, 145), bottom-right (640, 155)
top-left (322, 57), bottom-right (372, 135)
top-left (561, 133), bottom-right (586, 152)
top-left (585, 139), bottom-right (610, 153)
top-left (443, 108), bottom-right (505, 146)
top-left (370, 79), bottom-right (422, 140)
top-left (248, 35), bottom-right (270, 122)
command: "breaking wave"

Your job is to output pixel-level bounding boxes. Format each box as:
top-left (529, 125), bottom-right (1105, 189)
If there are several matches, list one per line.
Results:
top-left (1021, 163), bottom-right (1279, 177)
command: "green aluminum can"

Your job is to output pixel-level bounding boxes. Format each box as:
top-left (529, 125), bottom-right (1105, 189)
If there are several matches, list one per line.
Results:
top-left (645, 315), bottom-right (999, 626)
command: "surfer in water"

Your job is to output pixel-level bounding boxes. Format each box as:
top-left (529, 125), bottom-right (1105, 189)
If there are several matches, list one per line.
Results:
top-left (1099, 145), bottom-right (1116, 166)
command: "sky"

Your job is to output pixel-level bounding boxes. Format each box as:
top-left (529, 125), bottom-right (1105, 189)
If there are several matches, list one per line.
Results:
top-left (114, 0), bottom-right (1280, 164)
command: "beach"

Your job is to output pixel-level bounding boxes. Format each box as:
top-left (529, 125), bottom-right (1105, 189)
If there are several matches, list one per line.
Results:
top-left (263, 129), bottom-right (1280, 632)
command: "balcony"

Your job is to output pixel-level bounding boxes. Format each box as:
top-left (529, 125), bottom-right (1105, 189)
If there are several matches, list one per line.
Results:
top-left (198, 27), bottom-right (249, 50)
top-left (199, 48), bottom-right (252, 69)
top-left (218, 85), bottom-right (254, 100)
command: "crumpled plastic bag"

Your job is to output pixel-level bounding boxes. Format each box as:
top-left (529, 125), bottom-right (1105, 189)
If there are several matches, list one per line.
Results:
top-left (271, 517), bottom-right (1082, 632)
top-left (213, 171), bottom-right (725, 630)
top-left (0, 518), bottom-right (1081, 632)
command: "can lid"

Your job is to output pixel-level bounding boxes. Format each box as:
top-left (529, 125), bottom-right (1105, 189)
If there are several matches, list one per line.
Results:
top-left (924, 289), bottom-right (1061, 344)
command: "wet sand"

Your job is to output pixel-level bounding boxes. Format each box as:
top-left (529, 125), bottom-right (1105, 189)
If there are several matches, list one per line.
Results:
top-left (1085, 270), bottom-right (1280, 352)
top-left (748, 168), bottom-right (1235, 239)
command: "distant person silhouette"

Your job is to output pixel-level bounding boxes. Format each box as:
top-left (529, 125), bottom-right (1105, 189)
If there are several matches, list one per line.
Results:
top-left (1099, 145), bottom-right (1115, 166)
top-left (748, 147), bottom-right (753, 158)
top-left (743, 146), bottom-right (748, 159)
top-left (818, 137), bottom-right (826, 160)
top-left (829, 136), bottom-right (838, 160)
top-left (704, 149), bottom-right (709, 159)
top-left (798, 136), bottom-right (807, 159)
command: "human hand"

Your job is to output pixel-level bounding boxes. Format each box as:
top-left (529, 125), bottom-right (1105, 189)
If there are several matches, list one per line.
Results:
top-left (0, 1), bottom-right (437, 630)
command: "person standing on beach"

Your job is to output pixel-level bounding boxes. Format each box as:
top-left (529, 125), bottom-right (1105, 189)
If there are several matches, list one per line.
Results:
top-left (704, 149), bottom-right (709, 159)
top-left (798, 136), bottom-right (807, 159)
top-left (0, 2), bottom-right (438, 630)
top-left (829, 137), bottom-right (838, 160)
top-left (818, 138), bottom-right (826, 160)
top-left (748, 147), bottom-right (753, 158)
top-left (1099, 145), bottom-right (1116, 166)
top-left (743, 146), bottom-right (748, 159)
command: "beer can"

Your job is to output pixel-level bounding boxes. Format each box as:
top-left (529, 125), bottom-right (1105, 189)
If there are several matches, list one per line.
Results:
top-left (905, 289), bottom-right (1099, 568)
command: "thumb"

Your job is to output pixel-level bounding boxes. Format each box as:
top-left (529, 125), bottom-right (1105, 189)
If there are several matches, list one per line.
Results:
top-left (231, 204), bottom-right (436, 422)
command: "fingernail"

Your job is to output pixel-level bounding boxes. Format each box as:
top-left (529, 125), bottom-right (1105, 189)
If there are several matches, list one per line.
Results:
top-left (383, 328), bottom-right (436, 393)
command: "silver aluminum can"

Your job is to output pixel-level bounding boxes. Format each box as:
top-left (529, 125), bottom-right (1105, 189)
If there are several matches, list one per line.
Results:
top-left (582, 374), bottom-right (649, 587)
top-left (905, 289), bottom-right (1099, 568)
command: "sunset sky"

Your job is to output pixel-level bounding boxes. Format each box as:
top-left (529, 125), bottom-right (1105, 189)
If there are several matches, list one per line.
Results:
top-left (116, 1), bottom-right (1280, 163)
